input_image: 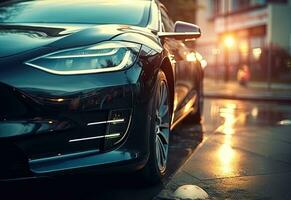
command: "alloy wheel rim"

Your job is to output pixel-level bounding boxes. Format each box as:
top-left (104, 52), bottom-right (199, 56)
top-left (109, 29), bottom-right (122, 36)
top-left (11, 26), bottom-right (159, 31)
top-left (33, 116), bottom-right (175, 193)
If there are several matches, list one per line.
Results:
top-left (155, 80), bottom-right (170, 173)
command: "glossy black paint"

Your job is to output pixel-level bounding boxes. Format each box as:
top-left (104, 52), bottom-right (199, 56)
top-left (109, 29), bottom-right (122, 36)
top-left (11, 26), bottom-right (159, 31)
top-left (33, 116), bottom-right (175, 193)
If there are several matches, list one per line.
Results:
top-left (0, 0), bottom-right (203, 180)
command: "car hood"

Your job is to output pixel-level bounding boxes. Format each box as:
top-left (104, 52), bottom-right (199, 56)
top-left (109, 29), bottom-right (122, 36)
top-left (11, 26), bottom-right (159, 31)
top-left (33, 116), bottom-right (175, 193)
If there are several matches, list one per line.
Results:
top-left (0, 23), bottom-right (152, 58)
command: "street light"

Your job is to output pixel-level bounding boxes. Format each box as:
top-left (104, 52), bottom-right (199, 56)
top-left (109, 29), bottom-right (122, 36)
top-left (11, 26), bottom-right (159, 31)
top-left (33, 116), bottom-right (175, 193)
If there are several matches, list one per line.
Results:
top-left (222, 34), bottom-right (235, 82)
top-left (223, 35), bottom-right (235, 49)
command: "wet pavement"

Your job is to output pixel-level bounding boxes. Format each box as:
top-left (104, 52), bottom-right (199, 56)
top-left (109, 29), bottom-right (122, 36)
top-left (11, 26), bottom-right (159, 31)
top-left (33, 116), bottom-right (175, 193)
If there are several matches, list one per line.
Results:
top-left (204, 78), bottom-right (291, 102)
top-left (2, 99), bottom-right (291, 200)
top-left (158, 99), bottom-right (291, 200)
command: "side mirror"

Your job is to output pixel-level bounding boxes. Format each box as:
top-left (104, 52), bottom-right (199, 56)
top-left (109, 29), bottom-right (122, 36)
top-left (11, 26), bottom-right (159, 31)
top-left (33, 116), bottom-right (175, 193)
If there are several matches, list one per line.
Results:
top-left (158, 21), bottom-right (201, 40)
top-left (175, 21), bottom-right (201, 34)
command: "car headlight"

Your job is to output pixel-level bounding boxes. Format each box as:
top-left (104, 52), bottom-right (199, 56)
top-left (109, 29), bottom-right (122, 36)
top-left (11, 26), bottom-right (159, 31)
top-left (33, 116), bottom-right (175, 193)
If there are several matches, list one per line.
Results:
top-left (25, 41), bottom-right (141, 75)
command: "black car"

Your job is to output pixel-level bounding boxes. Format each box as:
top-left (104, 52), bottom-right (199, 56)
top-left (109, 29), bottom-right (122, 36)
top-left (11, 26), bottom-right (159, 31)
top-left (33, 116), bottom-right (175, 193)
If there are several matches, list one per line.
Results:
top-left (0, 0), bottom-right (203, 183)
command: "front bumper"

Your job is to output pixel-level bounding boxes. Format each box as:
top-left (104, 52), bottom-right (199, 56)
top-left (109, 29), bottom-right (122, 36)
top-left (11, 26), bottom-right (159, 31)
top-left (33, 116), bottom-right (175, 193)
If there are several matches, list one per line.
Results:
top-left (0, 53), bottom-right (159, 181)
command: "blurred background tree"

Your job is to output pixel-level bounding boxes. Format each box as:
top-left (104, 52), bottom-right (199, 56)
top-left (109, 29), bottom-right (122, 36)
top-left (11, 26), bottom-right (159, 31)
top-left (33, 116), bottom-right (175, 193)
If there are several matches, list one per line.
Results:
top-left (159, 0), bottom-right (199, 24)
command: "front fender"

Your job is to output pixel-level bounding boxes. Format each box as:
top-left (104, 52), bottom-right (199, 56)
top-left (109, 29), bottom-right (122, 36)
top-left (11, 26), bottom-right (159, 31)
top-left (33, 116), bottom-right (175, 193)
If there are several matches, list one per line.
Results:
top-left (112, 32), bottom-right (163, 53)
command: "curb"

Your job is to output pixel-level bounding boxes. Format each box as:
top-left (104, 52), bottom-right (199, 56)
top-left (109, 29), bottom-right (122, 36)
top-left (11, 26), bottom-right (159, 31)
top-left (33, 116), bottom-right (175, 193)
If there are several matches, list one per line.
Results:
top-left (154, 135), bottom-right (211, 200)
top-left (204, 93), bottom-right (291, 103)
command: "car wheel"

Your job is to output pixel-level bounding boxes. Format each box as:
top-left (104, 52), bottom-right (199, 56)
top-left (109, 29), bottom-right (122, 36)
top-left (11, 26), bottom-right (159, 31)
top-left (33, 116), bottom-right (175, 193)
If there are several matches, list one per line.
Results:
top-left (140, 70), bottom-right (171, 184)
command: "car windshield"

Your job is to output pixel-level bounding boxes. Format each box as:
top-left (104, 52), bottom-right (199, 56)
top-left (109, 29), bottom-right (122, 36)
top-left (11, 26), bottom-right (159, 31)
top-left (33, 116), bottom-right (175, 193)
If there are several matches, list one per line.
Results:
top-left (0, 0), bottom-right (150, 26)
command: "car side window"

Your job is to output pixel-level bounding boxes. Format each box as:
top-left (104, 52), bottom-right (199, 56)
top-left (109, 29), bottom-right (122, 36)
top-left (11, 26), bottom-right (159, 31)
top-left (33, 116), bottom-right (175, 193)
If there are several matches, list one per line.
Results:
top-left (160, 5), bottom-right (174, 32)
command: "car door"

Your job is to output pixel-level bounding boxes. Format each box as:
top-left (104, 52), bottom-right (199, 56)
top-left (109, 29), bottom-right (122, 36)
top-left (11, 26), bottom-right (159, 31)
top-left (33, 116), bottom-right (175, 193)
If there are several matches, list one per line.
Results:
top-left (159, 6), bottom-right (198, 122)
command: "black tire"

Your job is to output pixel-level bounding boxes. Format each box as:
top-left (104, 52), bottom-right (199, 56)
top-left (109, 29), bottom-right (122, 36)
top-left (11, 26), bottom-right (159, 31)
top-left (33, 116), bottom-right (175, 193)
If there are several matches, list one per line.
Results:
top-left (140, 70), bottom-right (171, 185)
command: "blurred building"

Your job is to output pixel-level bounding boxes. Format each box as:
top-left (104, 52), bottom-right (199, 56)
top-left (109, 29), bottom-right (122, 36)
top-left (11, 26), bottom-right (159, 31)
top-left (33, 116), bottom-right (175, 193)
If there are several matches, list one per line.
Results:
top-left (196, 0), bottom-right (291, 82)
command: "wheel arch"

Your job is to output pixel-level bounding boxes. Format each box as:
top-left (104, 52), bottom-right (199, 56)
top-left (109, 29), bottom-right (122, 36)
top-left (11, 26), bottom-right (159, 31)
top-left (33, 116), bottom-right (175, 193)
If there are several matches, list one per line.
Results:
top-left (159, 57), bottom-right (174, 115)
